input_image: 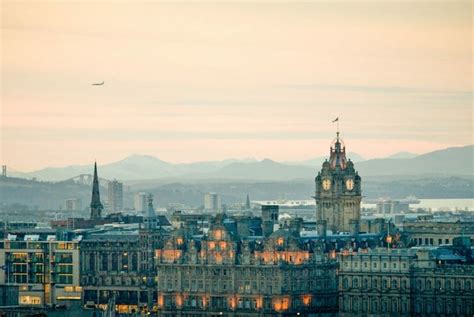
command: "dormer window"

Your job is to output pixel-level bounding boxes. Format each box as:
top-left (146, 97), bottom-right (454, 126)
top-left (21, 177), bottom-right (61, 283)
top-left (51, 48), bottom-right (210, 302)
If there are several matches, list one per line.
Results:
top-left (277, 237), bottom-right (284, 246)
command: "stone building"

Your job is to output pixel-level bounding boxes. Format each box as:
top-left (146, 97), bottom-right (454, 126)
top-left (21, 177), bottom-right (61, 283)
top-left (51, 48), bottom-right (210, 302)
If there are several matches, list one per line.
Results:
top-left (155, 216), bottom-right (339, 316)
top-left (403, 220), bottom-right (474, 246)
top-left (338, 245), bottom-right (474, 316)
top-left (80, 234), bottom-right (154, 314)
top-left (314, 132), bottom-right (362, 235)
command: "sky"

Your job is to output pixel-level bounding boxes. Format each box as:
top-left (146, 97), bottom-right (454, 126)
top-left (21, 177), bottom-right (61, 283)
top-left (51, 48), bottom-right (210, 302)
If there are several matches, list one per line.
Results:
top-left (1, 1), bottom-right (472, 171)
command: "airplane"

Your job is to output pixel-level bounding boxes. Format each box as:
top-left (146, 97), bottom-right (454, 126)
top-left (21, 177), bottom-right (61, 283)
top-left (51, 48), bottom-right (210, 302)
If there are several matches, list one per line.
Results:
top-left (92, 81), bottom-right (104, 86)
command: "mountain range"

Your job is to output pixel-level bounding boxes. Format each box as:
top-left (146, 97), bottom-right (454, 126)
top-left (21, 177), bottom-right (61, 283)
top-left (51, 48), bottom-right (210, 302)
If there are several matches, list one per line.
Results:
top-left (7, 145), bottom-right (473, 182)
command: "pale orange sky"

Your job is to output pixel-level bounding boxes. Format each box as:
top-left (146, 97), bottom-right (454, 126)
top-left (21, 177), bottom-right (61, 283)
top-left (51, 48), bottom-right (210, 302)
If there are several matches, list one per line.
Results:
top-left (1, 1), bottom-right (473, 171)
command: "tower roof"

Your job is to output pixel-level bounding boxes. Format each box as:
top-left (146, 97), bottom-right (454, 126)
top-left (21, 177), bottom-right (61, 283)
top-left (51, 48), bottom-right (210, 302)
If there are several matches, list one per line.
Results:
top-left (329, 132), bottom-right (347, 170)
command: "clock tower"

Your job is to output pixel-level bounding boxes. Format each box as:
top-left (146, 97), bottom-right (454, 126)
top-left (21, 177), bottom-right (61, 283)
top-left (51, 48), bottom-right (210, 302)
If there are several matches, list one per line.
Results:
top-left (314, 132), bottom-right (361, 235)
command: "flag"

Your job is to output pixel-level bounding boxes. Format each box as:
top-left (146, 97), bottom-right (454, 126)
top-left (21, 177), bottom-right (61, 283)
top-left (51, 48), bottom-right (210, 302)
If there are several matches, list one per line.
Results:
top-left (332, 117), bottom-right (339, 123)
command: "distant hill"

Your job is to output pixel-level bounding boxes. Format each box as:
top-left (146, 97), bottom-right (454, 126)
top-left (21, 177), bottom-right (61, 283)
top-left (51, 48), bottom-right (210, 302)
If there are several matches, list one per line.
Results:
top-left (296, 152), bottom-right (365, 167)
top-left (356, 145), bottom-right (473, 177)
top-left (206, 159), bottom-right (313, 181)
top-left (386, 151), bottom-right (418, 159)
top-left (8, 145), bottom-right (473, 181)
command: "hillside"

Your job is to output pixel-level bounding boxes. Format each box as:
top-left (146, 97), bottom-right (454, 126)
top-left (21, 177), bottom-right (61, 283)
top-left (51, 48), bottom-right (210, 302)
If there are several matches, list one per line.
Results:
top-left (8, 145), bottom-right (473, 182)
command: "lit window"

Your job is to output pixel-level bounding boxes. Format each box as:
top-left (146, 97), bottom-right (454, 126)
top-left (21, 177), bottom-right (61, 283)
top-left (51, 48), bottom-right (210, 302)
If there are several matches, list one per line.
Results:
top-left (20, 296), bottom-right (41, 305)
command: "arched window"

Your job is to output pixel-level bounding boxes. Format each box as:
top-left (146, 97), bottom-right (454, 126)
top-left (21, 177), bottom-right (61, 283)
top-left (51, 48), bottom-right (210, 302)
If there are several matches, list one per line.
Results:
top-left (436, 300), bottom-right (444, 314)
top-left (417, 279), bottom-right (423, 290)
top-left (466, 280), bottom-right (472, 290)
top-left (415, 300), bottom-right (422, 314)
top-left (343, 278), bottom-right (349, 289)
top-left (363, 278), bottom-right (368, 289)
top-left (446, 280), bottom-right (452, 290)
top-left (353, 298), bottom-right (359, 312)
top-left (456, 280), bottom-right (462, 290)
top-left (426, 280), bottom-right (432, 290)
top-left (426, 300), bottom-right (433, 314)
top-left (392, 279), bottom-right (398, 289)
top-left (353, 278), bottom-right (359, 288)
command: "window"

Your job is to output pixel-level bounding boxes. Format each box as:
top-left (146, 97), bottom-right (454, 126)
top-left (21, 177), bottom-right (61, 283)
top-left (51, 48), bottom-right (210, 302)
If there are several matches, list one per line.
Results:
top-left (89, 253), bottom-right (95, 272)
top-left (111, 253), bottom-right (118, 271)
top-left (343, 278), bottom-right (349, 289)
top-left (417, 280), bottom-right (423, 290)
top-left (101, 253), bottom-right (108, 271)
top-left (20, 295), bottom-right (41, 305)
top-left (392, 279), bottom-right (398, 289)
top-left (122, 252), bottom-right (129, 271)
top-left (353, 278), bottom-right (359, 288)
top-left (131, 253), bottom-right (138, 271)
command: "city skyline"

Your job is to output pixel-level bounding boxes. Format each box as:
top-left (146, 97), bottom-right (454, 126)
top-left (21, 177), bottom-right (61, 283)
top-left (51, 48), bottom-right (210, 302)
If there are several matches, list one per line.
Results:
top-left (2, 1), bottom-right (472, 171)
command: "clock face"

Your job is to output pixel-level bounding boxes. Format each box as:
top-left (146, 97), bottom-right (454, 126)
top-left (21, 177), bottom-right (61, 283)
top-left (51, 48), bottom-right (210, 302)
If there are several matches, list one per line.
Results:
top-left (322, 179), bottom-right (331, 191)
top-left (346, 179), bottom-right (354, 191)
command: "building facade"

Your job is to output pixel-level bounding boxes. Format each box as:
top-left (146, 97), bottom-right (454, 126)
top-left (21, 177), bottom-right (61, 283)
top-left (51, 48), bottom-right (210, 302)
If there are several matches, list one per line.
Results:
top-left (204, 192), bottom-right (222, 212)
top-left (155, 217), bottom-right (339, 317)
top-left (403, 220), bottom-right (474, 246)
top-left (80, 234), bottom-right (154, 314)
top-left (134, 192), bottom-right (148, 213)
top-left (338, 246), bottom-right (474, 317)
top-left (0, 236), bottom-right (81, 308)
top-left (65, 198), bottom-right (82, 212)
top-left (108, 180), bottom-right (124, 212)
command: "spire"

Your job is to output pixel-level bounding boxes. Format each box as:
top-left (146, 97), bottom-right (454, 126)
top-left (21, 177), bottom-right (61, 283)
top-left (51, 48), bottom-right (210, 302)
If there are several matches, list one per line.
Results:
top-left (90, 162), bottom-right (103, 219)
top-left (245, 194), bottom-right (251, 210)
top-left (143, 194), bottom-right (157, 230)
top-left (146, 194), bottom-right (156, 218)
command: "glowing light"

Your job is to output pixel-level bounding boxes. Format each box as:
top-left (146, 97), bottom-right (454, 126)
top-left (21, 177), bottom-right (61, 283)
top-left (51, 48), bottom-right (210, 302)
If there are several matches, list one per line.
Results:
top-left (302, 295), bottom-right (312, 306)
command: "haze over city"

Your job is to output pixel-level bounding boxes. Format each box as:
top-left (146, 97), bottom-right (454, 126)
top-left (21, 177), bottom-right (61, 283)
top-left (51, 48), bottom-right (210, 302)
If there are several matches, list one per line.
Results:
top-left (2, 1), bottom-right (472, 171)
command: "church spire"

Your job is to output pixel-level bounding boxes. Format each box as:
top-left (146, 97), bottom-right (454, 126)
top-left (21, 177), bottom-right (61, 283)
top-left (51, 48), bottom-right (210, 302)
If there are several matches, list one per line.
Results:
top-left (245, 194), bottom-right (251, 210)
top-left (90, 162), bottom-right (103, 219)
